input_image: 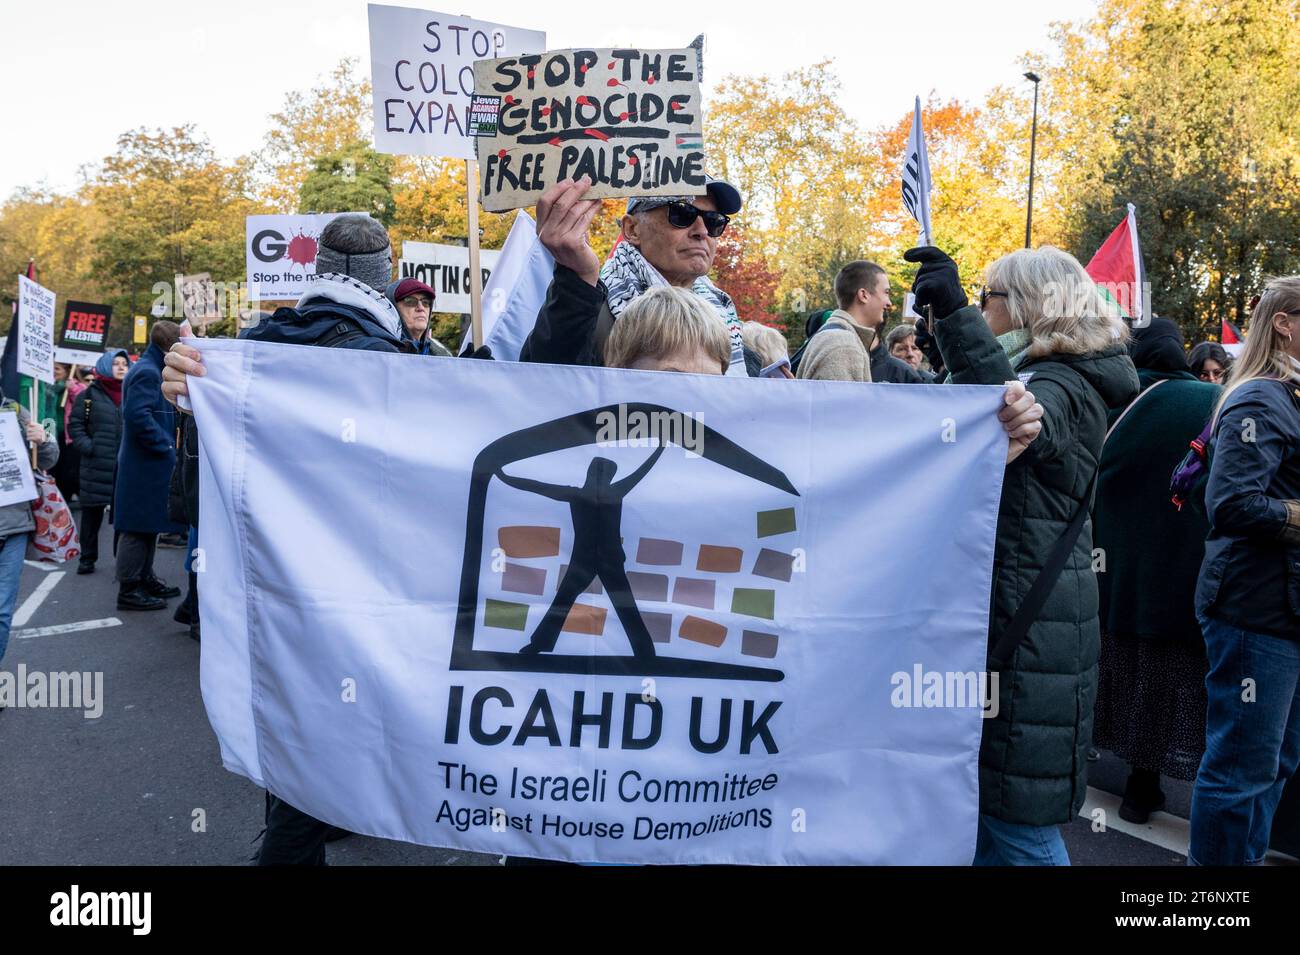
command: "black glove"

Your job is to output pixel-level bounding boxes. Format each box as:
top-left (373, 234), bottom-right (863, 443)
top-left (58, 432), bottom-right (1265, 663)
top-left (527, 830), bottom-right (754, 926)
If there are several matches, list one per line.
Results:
top-left (462, 345), bottom-right (494, 360)
top-left (904, 246), bottom-right (968, 320)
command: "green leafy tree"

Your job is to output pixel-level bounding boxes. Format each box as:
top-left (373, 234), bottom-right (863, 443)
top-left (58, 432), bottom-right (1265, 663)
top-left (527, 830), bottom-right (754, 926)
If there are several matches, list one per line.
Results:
top-left (299, 141), bottom-right (396, 224)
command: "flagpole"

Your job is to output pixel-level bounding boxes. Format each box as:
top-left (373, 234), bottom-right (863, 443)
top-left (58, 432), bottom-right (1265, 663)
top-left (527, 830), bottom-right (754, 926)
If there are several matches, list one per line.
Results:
top-left (1024, 71), bottom-right (1041, 249)
top-left (466, 159), bottom-right (484, 351)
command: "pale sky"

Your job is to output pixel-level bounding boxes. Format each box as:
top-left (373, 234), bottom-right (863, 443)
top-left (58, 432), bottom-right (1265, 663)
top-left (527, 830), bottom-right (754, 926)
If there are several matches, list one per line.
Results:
top-left (0, 0), bottom-right (1098, 199)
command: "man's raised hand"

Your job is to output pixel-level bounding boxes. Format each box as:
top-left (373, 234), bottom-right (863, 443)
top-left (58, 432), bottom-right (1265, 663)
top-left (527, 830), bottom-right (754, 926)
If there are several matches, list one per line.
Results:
top-left (535, 176), bottom-right (602, 287)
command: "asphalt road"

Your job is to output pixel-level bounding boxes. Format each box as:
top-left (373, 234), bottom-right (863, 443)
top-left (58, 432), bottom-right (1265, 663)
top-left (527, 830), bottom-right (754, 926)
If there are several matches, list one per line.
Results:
top-left (0, 518), bottom-right (1283, 866)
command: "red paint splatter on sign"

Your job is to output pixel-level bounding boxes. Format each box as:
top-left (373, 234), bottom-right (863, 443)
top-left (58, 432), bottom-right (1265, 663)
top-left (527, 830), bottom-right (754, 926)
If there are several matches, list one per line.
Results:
top-left (498, 149), bottom-right (507, 158)
top-left (576, 95), bottom-right (590, 105)
top-left (584, 129), bottom-right (610, 141)
top-left (541, 106), bottom-right (551, 115)
top-left (618, 112), bottom-right (629, 121)
top-left (548, 137), bottom-right (562, 147)
top-left (628, 155), bottom-right (638, 165)
top-left (286, 232), bottom-right (318, 267)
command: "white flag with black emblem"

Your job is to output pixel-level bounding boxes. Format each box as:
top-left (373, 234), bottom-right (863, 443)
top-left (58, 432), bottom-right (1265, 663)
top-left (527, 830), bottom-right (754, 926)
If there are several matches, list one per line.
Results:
top-left (901, 96), bottom-right (934, 246)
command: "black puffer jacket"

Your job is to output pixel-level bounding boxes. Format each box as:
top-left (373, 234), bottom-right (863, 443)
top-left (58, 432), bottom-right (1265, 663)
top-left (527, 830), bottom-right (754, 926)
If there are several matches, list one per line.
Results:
top-left (67, 381), bottom-right (121, 508)
top-left (936, 304), bottom-right (1140, 826)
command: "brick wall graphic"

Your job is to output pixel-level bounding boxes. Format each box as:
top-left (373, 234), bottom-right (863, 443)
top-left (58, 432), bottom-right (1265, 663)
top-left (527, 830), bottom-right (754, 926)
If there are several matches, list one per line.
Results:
top-left (451, 404), bottom-right (799, 682)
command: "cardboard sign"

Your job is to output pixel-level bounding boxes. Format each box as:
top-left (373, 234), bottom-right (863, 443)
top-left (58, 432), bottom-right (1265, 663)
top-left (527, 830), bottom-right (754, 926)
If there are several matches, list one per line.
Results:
top-left (16, 274), bottom-right (56, 384)
top-left (399, 242), bottom-right (502, 314)
top-left (474, 48), bottom-right (707, 212)
top-left (55, 300), bottom-right (112, 366)
top-left (368, 4), bottom-right (545, 159)
top-left (179, 272), bottom-right (222, 329)
top-left (246, 213), bottom-right (362, 300)
top-left (0, 409), bottom-right (38, 507)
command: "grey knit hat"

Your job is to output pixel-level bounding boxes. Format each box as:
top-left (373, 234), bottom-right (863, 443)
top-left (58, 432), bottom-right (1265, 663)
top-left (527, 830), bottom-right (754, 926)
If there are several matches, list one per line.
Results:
top-left (316, 214), bottom-right (393, 294)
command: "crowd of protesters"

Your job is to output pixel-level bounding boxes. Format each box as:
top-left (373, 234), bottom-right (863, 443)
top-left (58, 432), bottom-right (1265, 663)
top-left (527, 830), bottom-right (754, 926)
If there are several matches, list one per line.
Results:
top-left (0, 168), bottom-right (1292, 869)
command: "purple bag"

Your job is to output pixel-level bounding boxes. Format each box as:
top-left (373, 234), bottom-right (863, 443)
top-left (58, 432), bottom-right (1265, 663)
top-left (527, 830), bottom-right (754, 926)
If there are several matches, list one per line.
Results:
top-left (1170, 418), bottom-right (1214, 512)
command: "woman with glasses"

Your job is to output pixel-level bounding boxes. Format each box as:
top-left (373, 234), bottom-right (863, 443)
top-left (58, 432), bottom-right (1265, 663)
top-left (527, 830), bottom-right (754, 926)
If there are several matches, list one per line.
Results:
top-left (520, 175), bottom-right (762, 377)
top-left (908, 244), bottom-right (1140, 865)
top-left (1188, 341), bottom-right (1232, 385)
top-left (1189, 276), bottom-right (1300, 865)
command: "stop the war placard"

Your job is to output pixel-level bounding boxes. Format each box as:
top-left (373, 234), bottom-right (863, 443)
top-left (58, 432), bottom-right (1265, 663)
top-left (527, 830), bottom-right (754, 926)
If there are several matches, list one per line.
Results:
top-left (55, 300), bottom-right (112, 366)
top-left (368, 3), bottom-right (545, 160)
top-left (399, 241), bottom-right (502, 315)
top-left (245, 213), bottom-right (359, 301)
top-left (474, 48), bottom-right (708, 212)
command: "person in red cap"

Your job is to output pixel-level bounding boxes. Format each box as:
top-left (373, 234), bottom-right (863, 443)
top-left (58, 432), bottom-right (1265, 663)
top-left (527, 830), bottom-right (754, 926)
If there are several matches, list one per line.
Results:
top-left (385, 278), bottom-right (452, 357)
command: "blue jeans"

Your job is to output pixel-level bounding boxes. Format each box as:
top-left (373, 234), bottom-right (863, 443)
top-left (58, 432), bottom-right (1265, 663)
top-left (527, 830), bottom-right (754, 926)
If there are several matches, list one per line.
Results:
top-left (973, 813), bottom-right (1070, 866)
top-left (1188, 615), bottom-right (1300, 865)
top-left (0, 533), bottom-right (30, 663)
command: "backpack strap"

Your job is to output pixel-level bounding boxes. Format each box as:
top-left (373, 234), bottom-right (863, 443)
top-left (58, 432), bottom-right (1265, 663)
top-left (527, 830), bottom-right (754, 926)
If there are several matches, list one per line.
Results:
top-left (314, 319), bottom-right (371, 350)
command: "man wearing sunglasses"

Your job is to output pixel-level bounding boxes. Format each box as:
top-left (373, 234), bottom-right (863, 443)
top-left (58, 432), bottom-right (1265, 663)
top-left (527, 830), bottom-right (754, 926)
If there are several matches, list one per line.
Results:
top-left (521, 174), bottom-right (759, 376)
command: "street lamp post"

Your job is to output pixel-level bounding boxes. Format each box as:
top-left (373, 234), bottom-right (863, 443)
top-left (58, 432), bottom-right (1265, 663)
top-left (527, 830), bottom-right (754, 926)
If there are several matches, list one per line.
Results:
top-left (1024, 71), bottom-right (1041, 249)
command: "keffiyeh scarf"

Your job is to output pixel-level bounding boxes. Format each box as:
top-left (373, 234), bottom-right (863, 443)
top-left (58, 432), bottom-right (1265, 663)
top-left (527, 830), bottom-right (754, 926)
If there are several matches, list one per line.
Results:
top-left (600, 241), bottom-right (746, 375)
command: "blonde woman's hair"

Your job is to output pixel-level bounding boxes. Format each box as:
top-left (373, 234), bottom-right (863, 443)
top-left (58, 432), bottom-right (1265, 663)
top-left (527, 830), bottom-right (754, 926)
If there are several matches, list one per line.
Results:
top-left (985, 246), bottom-right (1129, 359)
top-left (741, 320), bottom-right (788, 367)
top-left (604, 286), bottom-right (730, 373)
top-left (1214, 274), bottom-right (1300, 418)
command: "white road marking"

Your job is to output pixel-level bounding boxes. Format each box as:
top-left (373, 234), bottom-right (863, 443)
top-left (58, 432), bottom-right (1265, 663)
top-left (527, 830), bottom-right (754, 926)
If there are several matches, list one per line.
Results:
top-left (23, 560), bottom-right (60, 572)
top-left (14, 617), bottom-right (123, 640)
top-left (1082, 786), bottom-right (1298, 865)
top-left (12, 571), bottom-right (65, 626)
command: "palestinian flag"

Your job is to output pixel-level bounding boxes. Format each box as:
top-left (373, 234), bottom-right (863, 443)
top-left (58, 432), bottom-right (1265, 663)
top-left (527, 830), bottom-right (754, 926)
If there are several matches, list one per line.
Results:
top-left (1221, 319), bottom-right (1241, 345)
top-left (1085, 203), bottom-right (1150, 325)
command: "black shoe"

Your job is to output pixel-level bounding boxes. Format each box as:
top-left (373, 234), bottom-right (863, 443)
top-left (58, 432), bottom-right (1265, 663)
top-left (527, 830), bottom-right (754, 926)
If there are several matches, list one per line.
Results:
top-left (76, 560), bottom-right (95, 575)
top-left (189, 622), bottom-right (201, 643)
top-left (1118, 769), bottom-right (1166, 824)
top-left (143, 576), bottom-right (182, 599)
top-left (324, 826), bottom-right (353, 843)
top-left (157, 533), bottom-right (187, 549)
top-left (173, 602), bottom-right (193, 625)
top-left (118, 589), bottom-right (168, 612)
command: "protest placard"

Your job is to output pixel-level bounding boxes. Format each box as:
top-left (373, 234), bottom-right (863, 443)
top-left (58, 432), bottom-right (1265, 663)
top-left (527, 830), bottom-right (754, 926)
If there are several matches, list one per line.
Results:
top-left (55, 300), bottom-right (112, 366)
top-left (368, 4), bottom-right (545, 159)
top-left (245, 213), bottom-right (360, 300)
top-left (399, 242), bottom-right (502, 314)
top-left (16, 274), bottom-right (56, 384)
top-left (474, 48), bottom-right (708, 212)
top-left (179, 272), bottom-right (222, 330)
top-left (0, 408), bottom-right (38, 507)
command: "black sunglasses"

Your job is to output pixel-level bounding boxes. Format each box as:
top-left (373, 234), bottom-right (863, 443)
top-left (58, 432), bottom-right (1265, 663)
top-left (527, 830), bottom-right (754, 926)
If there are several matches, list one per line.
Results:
top-left (664, 201), bottom-right (730, 237)
top-left (979, 287), bottom-right (1008, 310)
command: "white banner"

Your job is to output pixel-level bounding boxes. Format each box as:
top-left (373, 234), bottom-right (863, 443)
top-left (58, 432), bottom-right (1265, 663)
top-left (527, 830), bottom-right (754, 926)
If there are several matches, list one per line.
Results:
top-left (16, 274), bottom-right (56, 384)
top-left (0, 408), bottom-right (38, 506)
top-left (245, 213), bottom-right (362, 301)
top-left (399, 241), bottom-right (502, 315)
top-left (189, 340), bottom-right (1007, 865)
top-left (458, 210), bottom-right (554, 359)
top-left (368, 4), bottom-right (545, 159)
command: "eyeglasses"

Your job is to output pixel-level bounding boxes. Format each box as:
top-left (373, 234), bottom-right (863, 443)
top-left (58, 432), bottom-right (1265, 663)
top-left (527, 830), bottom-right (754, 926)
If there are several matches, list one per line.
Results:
top-left (664, 201), bottom-right (730, 237)
top-left (979, 287), bottom-right (1008, 310)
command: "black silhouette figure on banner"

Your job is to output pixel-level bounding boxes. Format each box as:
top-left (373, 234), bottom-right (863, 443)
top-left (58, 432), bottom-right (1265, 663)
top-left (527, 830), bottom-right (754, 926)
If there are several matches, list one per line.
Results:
top-left (496, 442), bottom-right (666, 659)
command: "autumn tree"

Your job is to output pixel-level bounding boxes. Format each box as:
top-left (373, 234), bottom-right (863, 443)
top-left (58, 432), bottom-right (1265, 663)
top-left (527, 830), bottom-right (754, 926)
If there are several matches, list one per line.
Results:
top-left (1047, 0), bottom-right (1300, 339)
top-left (300, 141), bottom-right (397, 224)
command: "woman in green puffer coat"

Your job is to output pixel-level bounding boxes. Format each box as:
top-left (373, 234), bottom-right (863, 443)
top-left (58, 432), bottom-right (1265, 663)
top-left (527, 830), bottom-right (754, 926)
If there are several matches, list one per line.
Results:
top-left (907, 244), bottom-right (1140, 865)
